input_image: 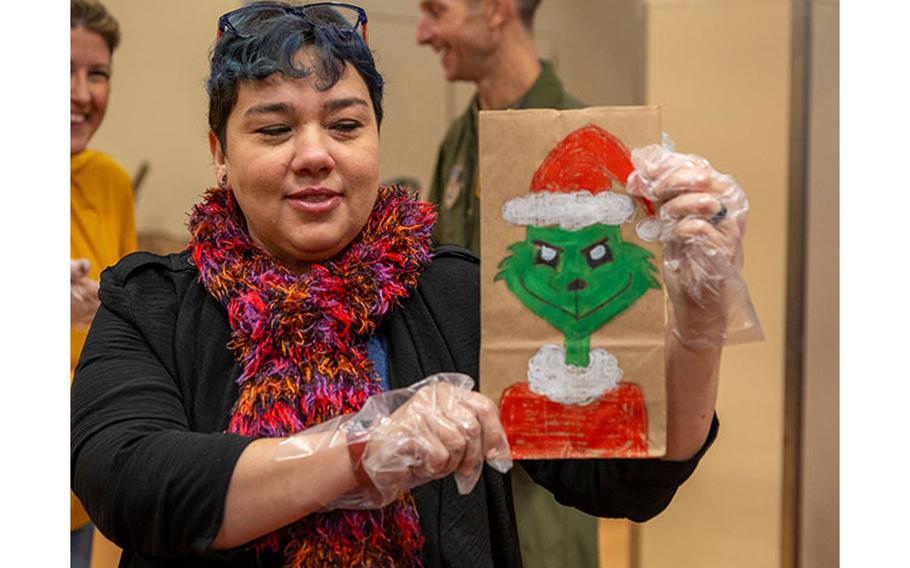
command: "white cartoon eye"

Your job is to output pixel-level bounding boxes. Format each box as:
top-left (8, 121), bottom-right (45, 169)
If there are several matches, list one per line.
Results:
top-left (540, 245), bottom-right (558, 262)
top-left (533, 241), bottom-right (561, 268)
top-left (584, 241), bottom-right (613, 268)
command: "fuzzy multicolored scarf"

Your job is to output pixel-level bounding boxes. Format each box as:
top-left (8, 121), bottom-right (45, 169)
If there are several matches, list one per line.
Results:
top-left (188, 184), bottom-right (435, 567)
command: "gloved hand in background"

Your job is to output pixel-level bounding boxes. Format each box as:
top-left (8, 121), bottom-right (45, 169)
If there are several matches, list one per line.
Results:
top-left (71, 259), bottom-right (100, 330)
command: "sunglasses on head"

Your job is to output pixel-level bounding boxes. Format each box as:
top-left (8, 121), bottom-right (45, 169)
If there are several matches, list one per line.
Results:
top-left (217, 2), bottom-right (368, 43)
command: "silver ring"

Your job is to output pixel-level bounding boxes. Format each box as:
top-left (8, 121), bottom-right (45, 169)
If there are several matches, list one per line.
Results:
top-left (709, 204), bottom-right (727, 225)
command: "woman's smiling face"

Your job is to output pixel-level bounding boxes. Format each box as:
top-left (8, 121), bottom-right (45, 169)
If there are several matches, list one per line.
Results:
top-left (71, 26), bottom-right (112, 155)
top-left (211, 52), bottom-right (380, 269)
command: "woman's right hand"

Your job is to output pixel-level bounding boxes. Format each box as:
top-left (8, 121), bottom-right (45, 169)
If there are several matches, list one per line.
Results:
top-left (359, 378), bottom-right (511, 505)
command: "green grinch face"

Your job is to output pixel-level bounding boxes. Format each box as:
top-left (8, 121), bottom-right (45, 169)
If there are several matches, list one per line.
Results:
top-left (496, 224), bottom-right (660, 341)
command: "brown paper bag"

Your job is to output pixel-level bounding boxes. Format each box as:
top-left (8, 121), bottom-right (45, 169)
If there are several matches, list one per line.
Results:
top-left (479, 106), bottom-right (666, 459)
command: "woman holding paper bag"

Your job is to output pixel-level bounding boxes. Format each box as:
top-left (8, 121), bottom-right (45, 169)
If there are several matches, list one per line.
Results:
top-left (71, 2), bottom-right (755, 566)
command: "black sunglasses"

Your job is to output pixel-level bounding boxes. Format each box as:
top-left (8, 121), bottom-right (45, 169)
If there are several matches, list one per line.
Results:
top-left (217, 2), bottom-right (368, 43)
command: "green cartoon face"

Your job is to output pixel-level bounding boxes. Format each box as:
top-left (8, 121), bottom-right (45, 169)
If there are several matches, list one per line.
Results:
top-left (496, 224), bottom-right (660, 346)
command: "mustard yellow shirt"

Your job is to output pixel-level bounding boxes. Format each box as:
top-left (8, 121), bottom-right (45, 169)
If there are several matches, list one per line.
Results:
top-left (71, 149), bottom-right (137, 530)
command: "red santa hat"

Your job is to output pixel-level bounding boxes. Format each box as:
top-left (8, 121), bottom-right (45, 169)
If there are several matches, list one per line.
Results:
top-left (501, 125), bottom-right (661, 240)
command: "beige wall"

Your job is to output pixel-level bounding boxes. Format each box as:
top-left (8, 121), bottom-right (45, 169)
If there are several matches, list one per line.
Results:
top-left (639, 1), bottom-right (791, 567)
top-left (91, 0), bottom-right (238, 241)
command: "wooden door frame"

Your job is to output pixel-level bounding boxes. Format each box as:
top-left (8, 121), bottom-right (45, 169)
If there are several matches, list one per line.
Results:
top-left (783, 0), bottom-right (811, 567)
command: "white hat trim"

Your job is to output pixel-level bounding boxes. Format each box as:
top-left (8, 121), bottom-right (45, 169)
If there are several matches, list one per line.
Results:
top-left (501, 190), bottom-right (635, 231)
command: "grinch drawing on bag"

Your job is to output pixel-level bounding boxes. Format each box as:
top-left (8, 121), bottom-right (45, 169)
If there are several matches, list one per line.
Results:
top-left (496, 124), bottom-right (663, 458)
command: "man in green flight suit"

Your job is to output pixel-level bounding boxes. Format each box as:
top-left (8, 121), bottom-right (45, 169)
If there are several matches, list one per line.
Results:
top-left (416, 1), bottom-right (599, 566)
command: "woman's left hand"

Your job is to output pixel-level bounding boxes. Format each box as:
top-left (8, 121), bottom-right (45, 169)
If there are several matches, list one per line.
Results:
top-left (627, 143), bottom-right (751, 346)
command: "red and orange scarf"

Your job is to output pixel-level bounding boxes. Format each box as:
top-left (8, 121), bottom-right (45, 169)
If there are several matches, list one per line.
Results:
top-left (188, 185), bottom-right (435, 567)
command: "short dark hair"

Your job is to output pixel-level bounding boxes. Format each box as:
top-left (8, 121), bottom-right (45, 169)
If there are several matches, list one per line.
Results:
top-left (207, 2), bottom-right (385, 153)
top-left (515, 0), bottom-right (541, 29)
top-left (71, 0), bottom-right (121, 54)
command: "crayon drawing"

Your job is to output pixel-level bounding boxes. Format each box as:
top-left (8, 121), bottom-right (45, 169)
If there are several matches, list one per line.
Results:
top-left (495, 124), bottom-right (661, 458)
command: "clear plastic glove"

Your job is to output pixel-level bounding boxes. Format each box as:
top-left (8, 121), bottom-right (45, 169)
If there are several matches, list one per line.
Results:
top-left (627, 135), bottom-right (763, 347)
top-left (71, 259), bottom-right (100, 330)
top-left (276, 373), bottom-right (513, 510)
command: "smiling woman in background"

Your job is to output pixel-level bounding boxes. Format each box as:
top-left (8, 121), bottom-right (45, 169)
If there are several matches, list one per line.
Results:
top-left (70, 1), bottom-right (137, 566)
top-left (70, 2), bottom-right (751, 567)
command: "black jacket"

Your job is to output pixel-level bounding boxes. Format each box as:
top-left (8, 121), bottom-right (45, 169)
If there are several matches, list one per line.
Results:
top-left (71, 247), bottom-right (716, 567)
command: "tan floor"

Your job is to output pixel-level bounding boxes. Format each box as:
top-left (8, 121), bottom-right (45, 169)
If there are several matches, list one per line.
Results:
top-left (599, 519), bottom-right (633, 568)
top-left (89, 529), bottom-right (121, 568)
top-left (85, 517), bottom-right (631, 567)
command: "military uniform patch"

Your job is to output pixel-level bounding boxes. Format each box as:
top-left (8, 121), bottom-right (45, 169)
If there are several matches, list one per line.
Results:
top-left (442, 165), bottom-right (464, 210)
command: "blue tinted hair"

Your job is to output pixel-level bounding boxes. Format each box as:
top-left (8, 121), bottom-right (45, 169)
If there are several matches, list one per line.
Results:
top-left (206, 2), bottom-right (384, 152)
